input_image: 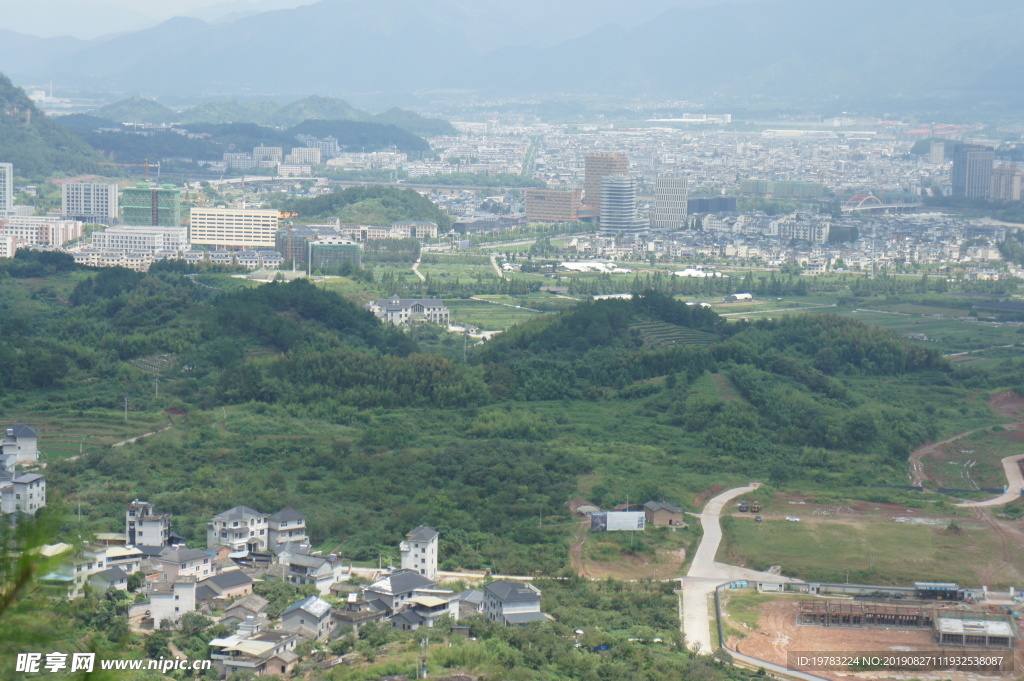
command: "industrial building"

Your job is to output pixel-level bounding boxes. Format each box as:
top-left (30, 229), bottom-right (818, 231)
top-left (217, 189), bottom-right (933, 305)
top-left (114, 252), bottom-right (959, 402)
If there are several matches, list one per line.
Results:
top-left (120, 184), bottom-right (181, 228)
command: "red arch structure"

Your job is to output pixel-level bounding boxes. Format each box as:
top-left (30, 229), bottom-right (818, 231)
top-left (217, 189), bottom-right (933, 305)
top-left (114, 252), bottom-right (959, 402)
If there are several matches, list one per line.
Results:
top-left (842, 195), bottom-right (885, 211)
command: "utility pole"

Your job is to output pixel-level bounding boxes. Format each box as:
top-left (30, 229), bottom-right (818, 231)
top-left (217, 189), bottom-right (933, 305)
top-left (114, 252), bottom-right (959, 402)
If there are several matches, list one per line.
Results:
top-left (154, 377), bottom-right (159, 397)
top-left (124, 395), bottom-right (129, 421)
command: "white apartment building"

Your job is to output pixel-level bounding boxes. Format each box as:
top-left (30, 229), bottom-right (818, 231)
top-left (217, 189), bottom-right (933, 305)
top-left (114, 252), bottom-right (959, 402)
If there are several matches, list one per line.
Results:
top-left (0, 216), bottom-right (83, 246)
top-left (652, 177), bottom-right (689, 229)
top-left (0, 163), bottom-right (12, 216)
top-left (284, 147), bottom-right (321, 165)
top-left (73, 250), bottom-right (154, 272)
top-left (253, 146), bottom-right (283, 163)
top-left (189, 208), bottom-right (279, 249)
top-left (0, 234), bottom-right (15, 258)
top-left (92, 225), bottom-right (187, 252)
top-left (61, 182), bottom-right (119, 223)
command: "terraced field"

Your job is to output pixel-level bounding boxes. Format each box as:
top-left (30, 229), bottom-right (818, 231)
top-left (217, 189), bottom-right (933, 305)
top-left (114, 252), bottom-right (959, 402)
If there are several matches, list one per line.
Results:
top-left (631, 321), bottom-right (720, 348)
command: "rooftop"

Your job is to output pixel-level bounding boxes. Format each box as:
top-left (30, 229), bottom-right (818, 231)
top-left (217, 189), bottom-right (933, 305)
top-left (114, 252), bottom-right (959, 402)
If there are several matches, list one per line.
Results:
top-left (282, 596), bottom-right (332, 619)
top-left (406, 525), bottom-right (439, 542)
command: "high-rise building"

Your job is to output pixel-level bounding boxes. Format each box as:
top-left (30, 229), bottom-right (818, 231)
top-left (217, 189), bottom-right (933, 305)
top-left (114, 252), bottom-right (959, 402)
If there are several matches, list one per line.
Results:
top-left (652, 177), bottom-right (689, 229)
top-left (525, 189), bottom-right (582, 222)
top-left (991, 166), bottom-right (1023, 202)
top-left (62, 182), bottom-right (119, 223)
top-left (120, 183), bottom-right (182, 227)
top-left (952, 144), bottom-right (994, 199)
top-left (189, 207), bottom-right (279, 249)
top-left (0, 163), bottom-right (13, 216)
top-left (929, 141), bottom-right (946, 164)
top-left (584, 154), bottom-right (628, 207)
top-left (599, 175), bottom-right (645, 232)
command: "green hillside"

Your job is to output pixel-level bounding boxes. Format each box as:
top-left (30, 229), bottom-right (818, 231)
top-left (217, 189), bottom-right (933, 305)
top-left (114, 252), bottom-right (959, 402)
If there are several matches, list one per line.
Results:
top-left (0, 73), bottom-right (104, 179)
top-left (95, 96), bottom-right (178, 124)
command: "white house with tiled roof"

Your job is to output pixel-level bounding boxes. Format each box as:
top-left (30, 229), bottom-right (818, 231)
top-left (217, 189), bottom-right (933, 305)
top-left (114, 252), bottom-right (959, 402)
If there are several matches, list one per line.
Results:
top-left (207, 506), bottom-right (269, 551)
top-left (400, 525), bottom-right (438, 580)
top-left (366, 296), bottom-right (450, 326)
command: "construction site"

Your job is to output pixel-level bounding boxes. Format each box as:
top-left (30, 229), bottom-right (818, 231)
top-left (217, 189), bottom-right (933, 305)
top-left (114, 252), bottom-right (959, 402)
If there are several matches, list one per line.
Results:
top-left (729, 597), bottom-right (1022, 681)
top-left (797, 600), bottom-right (938, 629)
top-left (120, 183), bottom-right (181, 228)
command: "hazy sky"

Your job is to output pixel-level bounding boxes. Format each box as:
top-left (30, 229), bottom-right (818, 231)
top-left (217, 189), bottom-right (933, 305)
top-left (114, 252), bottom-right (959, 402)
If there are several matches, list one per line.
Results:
top-left (0, 0), bottom-right (319, 38)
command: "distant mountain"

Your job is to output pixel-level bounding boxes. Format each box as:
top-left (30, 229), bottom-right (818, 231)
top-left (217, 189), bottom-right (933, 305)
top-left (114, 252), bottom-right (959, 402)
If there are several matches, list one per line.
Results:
top-left (8, 0), bottom-right (1024, 106)
top-left (0, 73), bottom-right (103, 180)
top-left (178, 100), bottom-right (282, 125)
top-left (178, 97), bottom-right (456, 138)
top-left (96, 97), bottom-right (178, 124)
top-left (268, 96), bottom-right (365, 127)
top-left (372, 108), bottom-right (457, 137)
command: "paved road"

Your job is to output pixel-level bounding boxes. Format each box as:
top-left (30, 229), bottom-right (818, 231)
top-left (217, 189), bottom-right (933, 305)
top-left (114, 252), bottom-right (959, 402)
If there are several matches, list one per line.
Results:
top-left (682, 483), bottom-right (791, 654)
top-left (956, 453), bottom-right (1024, 507)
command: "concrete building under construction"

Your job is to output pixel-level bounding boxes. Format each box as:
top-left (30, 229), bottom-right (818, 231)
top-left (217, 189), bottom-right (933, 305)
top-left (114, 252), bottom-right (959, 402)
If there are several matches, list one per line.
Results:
top-left (120, 183), bottom-right (181, 228)
top-left (798, 601), bottom-right (937, 629)
top-left (933, 612), bottom-right (1016, 649)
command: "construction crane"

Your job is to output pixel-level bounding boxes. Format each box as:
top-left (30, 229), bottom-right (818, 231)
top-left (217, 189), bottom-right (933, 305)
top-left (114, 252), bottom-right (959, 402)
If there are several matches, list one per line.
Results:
top-left (97, 158), bottom-right (161, 182)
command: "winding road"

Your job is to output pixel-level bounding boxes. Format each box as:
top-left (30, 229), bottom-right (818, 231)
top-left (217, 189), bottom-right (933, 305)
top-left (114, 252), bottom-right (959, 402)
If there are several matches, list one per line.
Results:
top-left (680, 483), bottom-right (800, 654)
top-left (955, 453), bottom-right (1024, 507)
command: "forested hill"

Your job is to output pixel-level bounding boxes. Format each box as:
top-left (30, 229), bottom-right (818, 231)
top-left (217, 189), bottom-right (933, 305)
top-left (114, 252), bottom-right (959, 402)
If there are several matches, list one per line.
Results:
top-left (0, 73), bottom-right (103, 179)
top-left (8, 264), bottom-right (1024, 573)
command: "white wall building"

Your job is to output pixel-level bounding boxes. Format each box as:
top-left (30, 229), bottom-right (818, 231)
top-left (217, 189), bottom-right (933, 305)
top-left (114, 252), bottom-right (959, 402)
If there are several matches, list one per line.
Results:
top-left (0, 163), bottom-right (13, 216)
top-left (189, 208), bottom-right (279, 249)
top-left (399, 525), bottom-right (438, 581)
top-left (62, 182), bottom-right (119, 223)
top-left (652, 177), bottom-right (689, 229)
top-left (92, 225), bottom-right (187, 252)
top-left (0, 216), bottom-right (83, 246)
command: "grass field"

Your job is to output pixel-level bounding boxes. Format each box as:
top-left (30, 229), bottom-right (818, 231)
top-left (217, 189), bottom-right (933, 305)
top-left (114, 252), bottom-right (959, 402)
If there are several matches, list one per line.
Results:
top-left (445, 298), bottom-right (544, 329)
top-left (718, 515), bottom-right (1024, 588)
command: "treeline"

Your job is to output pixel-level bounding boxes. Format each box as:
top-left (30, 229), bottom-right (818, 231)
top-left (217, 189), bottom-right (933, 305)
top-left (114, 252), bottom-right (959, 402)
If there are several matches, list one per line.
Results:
top-left (362, 238), bottom-right (421, 264)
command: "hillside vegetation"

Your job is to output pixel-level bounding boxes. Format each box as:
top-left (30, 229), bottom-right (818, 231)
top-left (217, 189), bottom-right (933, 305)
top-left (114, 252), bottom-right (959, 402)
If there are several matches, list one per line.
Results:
top-left (0, 73), bottom-right (104, 179)
top-left (2, 262), bottom-right (1020, 572)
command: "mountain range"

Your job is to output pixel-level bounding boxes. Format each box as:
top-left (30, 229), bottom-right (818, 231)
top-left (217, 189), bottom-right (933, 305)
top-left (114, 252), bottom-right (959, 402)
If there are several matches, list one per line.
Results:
top-left (1, 0), bottom-right (1022, 106)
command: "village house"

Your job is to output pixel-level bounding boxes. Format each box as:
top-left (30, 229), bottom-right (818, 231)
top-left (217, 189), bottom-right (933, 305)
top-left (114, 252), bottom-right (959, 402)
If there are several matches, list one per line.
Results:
top-left (642, 500), bottom-right (686, 527)
top-left (281, 596), bottom-right (334, 641)
top-left (482, 580), bottom-right (549, 626)
top-left (1, 424), bottom-right (38, 464)
top-left (207, 506), bottom-right (270, 552)
top-left (156, 547), bottom-right (214, 582)
top-left (209, 627), bottom-right (300, 677)
top-left (222, 595), bottom-right (270, 628)
top-left (287, 553), bottom-right (345, 595)
top-left (330, 592), bottom-right (386, 634)
top-left (399, 525), bottom-right (439, 580)
top-left (362, 569), bottom-right (437, 616)
top-left (267, 508), bottom-right (308, 547)
top-left (149, 577), bottom-right (197, 629)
